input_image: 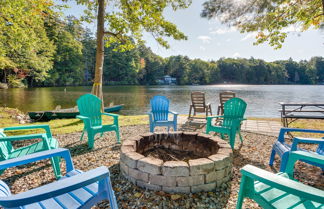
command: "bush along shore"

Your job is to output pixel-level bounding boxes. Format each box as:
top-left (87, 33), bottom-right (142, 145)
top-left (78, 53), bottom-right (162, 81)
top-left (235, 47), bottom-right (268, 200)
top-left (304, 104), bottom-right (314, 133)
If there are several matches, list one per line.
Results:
top-left (1, 113), bottom-right (323, 208)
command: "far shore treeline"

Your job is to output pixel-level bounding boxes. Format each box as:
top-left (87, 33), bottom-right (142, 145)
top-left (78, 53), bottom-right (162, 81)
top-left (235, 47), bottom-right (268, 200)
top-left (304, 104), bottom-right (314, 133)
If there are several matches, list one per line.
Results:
top-left (1, 15), bottom-right (324, 88)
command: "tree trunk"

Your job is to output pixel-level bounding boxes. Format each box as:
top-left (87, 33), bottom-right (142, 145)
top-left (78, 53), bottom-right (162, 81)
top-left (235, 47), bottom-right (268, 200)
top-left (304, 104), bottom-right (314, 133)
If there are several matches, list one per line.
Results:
top-left (91, 0), bottom-right (105, 110)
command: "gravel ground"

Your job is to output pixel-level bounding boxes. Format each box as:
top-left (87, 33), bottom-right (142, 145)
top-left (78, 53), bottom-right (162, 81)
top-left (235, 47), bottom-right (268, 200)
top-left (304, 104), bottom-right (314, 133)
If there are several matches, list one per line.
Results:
top-left (2, 124), bottom-right (323, 209)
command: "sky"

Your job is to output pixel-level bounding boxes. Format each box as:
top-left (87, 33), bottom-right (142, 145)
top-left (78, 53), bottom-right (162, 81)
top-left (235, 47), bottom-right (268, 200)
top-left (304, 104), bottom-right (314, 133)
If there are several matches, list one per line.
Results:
top-left (59, 0), bottom-right (324, 62)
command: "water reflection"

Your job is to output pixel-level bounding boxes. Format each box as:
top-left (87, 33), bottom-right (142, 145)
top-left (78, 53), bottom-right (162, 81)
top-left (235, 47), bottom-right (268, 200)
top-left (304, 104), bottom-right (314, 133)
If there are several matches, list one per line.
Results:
top-left (0, 85), bottom-right (323, 117)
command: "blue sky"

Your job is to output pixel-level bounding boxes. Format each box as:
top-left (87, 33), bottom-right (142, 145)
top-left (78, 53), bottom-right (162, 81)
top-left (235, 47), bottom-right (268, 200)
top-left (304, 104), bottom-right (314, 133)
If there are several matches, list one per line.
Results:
top-left (60, 0), bottom-right (324, 62)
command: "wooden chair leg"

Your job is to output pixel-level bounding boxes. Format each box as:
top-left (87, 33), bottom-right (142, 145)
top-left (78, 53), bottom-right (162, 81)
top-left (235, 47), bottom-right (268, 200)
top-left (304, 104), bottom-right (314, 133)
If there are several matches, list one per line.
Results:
top-left (188, 106), bottom-right (192, 119)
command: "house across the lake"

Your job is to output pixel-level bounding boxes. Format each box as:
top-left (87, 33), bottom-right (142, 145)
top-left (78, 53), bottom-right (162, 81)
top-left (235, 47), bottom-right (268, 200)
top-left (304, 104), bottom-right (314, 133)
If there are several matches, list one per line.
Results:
top-left (157, 75), bottom-right (177, 85)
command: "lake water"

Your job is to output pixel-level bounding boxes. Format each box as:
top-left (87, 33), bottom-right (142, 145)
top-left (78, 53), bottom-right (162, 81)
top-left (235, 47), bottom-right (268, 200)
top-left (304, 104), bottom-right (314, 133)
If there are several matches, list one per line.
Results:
top-left (0, 85), bottom-right (323, 117)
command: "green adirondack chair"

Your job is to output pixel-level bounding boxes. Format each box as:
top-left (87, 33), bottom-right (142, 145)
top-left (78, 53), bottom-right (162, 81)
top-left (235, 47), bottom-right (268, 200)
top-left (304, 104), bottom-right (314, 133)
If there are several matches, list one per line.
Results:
top-left (237, 151), bottom-right (324, 209)
top-left (0, 125), bottom-right (61, 178)
top-left (206, 97), bottom-right (247, 149)
top-left (76, 94), bottom-right (120, 149)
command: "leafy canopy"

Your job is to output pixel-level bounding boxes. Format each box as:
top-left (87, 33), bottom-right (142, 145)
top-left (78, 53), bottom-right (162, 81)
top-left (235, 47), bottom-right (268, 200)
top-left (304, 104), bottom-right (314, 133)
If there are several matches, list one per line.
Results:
top-left (201, 0), bottom-right (324, 49)
top-left (65, 0), bottom-right (191, 51)
top-left (0, 0), bottom-right (57, 80)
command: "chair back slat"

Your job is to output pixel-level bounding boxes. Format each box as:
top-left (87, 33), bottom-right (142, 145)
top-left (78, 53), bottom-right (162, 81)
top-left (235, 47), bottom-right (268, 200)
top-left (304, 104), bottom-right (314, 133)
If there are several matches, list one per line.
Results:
top-left (151, 95), bottom-right (169, 121)
top-left (222, 98), bottom-right (247, 128)
top-left (0, 180), bottom-right (11, 197)
top-left (191, 92), bottom-right (206, 110)
top-left (0, 131), bottom-right (13, 161)
top-left (219, 91), bottom-right (236, 106)
top-left (77, 94), bottom-right (102, 127)
top-left (317, 143), bottom-right (324, 155)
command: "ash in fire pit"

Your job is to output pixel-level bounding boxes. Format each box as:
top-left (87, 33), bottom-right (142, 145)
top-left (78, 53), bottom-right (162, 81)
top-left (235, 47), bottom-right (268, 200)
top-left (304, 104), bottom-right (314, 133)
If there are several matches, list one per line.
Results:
top-left (143, 146), bottom-right (201, 162)
top-left (120, 132), bottom-right (233, 193)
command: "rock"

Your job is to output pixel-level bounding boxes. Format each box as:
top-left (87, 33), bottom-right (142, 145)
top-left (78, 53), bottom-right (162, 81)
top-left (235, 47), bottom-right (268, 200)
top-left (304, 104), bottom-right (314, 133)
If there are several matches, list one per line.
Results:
top-left (0, 83), bottom-right (8, 89)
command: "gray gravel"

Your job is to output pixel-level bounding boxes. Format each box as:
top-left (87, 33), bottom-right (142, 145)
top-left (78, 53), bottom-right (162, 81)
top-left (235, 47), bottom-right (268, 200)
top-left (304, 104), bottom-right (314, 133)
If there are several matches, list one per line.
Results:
top-left (2, 124), bottom-right (323, 209)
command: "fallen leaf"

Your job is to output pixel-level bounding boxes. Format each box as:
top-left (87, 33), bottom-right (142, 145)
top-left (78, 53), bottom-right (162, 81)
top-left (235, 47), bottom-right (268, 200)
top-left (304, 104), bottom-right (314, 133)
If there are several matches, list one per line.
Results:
top-left (134, 192), bottom-right (142, 198)
top-left (171, 194), bottom-right (181, 200)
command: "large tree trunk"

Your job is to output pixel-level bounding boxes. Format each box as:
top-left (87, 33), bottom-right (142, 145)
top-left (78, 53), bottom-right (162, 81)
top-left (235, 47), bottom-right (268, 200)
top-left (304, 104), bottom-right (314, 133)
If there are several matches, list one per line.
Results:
top-left (91, 0), bottom-right (105, 110)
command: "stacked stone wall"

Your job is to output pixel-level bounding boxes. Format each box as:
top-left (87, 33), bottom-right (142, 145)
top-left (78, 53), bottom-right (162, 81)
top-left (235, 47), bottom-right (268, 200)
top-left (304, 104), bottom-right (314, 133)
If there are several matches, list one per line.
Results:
top-left (120, 132), bottom-right (233, 193)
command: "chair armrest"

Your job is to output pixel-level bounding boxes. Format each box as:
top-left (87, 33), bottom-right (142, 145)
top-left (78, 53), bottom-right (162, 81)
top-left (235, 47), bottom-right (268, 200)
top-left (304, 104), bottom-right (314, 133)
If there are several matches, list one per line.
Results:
top-left (76, 115), bottom-right (91, 127)
top-left (207, 115), bottom-right (224, 123)
top-left (1, 125), bottom-right (53, 139)
top-left (0, 133), bottom-right (47, 142)
top-left (0, 148), bottom-right (74, 173)
top-left (169, 111), bottom-right (178, 115)
top-left (102, 113), bottom-right (119, 118)
top-left (76, 115), bottom-right (90, 120)
top-left (291, 137), bottom-right (324, 151)
top-left (102, 113), bottom-right (118, 125)
top-left (0, 166), bottom-right (109, 208)
top-left (148, 112), bottom-right (153, 123)
top-left (285, 151), bottom-right (324, 177)
top-left (241, 165), bottom-right (324, 203)
top-left (207, 116), bottom-right (224, 119)
top-left (277, 128), bottom-right (324, 143)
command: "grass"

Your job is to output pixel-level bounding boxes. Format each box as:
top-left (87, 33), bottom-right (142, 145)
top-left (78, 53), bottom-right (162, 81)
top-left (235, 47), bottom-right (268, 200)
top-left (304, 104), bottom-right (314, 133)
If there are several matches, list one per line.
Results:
top-left (0, 107), bottom-right (148, 135)
top-left (1, 107), bottom-right (324, 136)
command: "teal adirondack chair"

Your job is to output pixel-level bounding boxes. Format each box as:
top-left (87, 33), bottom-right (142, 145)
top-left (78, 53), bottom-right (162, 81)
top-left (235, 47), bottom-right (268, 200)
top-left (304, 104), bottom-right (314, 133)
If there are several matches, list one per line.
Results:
top-left (0, 148), bottom-right (118, 209)
top-left (0, 124), bottom-right (61, 178)
top-left (77, 94), bottom-right (120, 149)
top-left (206, 97), bottom-right (247, 149)
top-left (237, 151), bottom-right (324, 208)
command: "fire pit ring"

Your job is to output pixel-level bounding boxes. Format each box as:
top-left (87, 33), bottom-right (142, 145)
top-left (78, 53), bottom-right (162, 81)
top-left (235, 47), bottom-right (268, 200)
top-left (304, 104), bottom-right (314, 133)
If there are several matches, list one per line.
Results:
top-left (120, 132), bottom-right (233, 193)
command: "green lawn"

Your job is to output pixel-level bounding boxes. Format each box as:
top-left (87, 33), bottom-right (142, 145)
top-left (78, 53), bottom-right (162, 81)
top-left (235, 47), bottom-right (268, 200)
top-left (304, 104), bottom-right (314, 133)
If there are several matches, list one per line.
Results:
top-left (2, 107), bottom-right (324, 136)
top-left (0, 107), bottom-right (148, 135)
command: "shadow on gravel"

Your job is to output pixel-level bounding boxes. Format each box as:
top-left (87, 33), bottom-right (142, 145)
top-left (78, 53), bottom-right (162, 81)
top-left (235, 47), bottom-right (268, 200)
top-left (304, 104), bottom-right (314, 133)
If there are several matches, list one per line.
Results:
top-left (180, 120), bottom-right (206, 131)
top-left (233, 150), bottom-right (267, 170)
top-left (66, 142), bottom-right (120, 157)
top-left (2, 163), bottom-right (55, 185)
top-left (58, 120), bottom-right (83, 128)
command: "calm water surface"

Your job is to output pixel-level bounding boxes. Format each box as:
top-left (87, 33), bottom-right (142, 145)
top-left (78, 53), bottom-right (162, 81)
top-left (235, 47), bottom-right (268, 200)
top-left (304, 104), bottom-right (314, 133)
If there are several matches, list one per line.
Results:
top-left (1, 85), bottom-right (323, 117)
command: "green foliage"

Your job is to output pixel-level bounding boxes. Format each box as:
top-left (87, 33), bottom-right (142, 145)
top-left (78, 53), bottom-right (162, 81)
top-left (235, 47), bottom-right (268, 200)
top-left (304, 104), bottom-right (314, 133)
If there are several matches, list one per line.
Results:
top-left (71, 0), bottom-right (191, 51)
top-left (46, 20), bottom-right (84, 86)
top-left (0, 0), bottom-right (56, 81)
top-left (104, 44), bottom-right (140, 85)
top-left (188, 59), bottom-right (210, 84)
top-left (7, 75), bottom-right (26, 88)
top-left (201, 0), bottom-right (324, 49)
top-left (1, 0), bottom-right (323, 87)
top-left (165, 56), bottom-right (190, 84)
top-left (137, 46), bottom-right (165, 84)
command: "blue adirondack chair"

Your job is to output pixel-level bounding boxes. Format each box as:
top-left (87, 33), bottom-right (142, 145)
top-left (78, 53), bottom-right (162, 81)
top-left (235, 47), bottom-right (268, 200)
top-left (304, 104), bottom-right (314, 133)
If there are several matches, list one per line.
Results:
top-left (149, 95), bottom-right (178, 132)
top-left (269, 127), bottom-right (324, 172)
top-left (0, 124), bottom-right (61, 178)
top-left (237, 151), bottom-right (324, 209)
top-left (0, 148), bottom-right (118, 209)
top-left (77, 94), bottom-right (120, 149)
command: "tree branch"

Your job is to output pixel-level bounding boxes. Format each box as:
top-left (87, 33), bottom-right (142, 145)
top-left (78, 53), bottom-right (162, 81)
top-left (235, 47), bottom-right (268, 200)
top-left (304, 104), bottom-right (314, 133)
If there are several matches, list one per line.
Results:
top-left (104, 31), bottom-right (119, 36)
top-left (104, 31), bottom-right (126, 44)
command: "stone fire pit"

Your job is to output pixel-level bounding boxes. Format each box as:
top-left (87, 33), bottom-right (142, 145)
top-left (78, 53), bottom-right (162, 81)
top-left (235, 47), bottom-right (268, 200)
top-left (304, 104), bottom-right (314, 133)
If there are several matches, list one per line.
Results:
top-left (120, 132), bottom-right (233, 193)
